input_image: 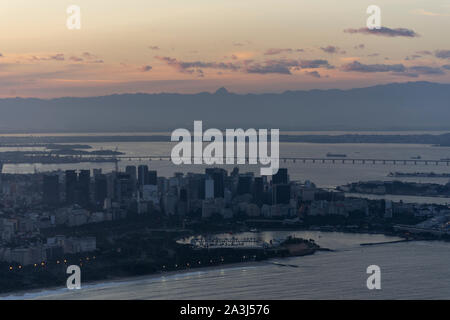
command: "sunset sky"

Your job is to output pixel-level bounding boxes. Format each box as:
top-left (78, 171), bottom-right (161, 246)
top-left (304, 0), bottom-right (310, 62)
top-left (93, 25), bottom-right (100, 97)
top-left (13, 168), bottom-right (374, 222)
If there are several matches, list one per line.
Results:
top-left (1, 0), bottom-right (450, 97)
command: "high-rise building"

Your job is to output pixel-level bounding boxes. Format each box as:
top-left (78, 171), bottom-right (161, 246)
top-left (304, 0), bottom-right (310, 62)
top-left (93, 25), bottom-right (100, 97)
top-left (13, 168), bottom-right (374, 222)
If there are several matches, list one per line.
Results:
top-left (125, 166), bottom-right (137, 181)
top-left (237, 176), bottom-right (252, 195)
top-left (138, 165), bottom-right (149, 186)
top-left (65, 170), bottom-right (77, 204)
top-left (94, 174), bottom-right (107, 205)
top-left (205, 168), bottom-right (225, 198)
top-left (253, 177), bottom-right (264, 206)
top-left (115, 176), bottom-right (125, 202)
top-left (179, 188), bottom-right (188, 202)
top-left (272, 168), bottom-right (288, 185)
top-left (77, 170), bottom-right (91, 206)
top-left (115, 173), bottom-right (133, 201)
top-left (148, 170), bottom-right (157, 185)
top-left (142, 184), bottom-right (159, 202)
top-left (43, 175), bottom-right (59, 206)
top-left (187, 174), bottom-right (205, 200)
top-left (125, 165), bottom-right (138, 193)
top-left (273, 184), bottom-right (291, 204)
top-left (205, 178), bottom-right (214, 199)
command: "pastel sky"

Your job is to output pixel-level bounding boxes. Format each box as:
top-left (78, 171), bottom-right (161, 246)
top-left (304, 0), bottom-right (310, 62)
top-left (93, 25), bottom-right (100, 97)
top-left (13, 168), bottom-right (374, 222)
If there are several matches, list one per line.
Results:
top-left (1, 0), bottom-right (450, 97)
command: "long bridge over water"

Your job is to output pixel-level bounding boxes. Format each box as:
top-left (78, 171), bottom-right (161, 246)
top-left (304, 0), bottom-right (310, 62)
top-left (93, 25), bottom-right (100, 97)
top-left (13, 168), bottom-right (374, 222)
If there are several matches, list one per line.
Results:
top-left (13, 154), bottom-right (450, 166)
top-left (108, 155), bottom-right (450, 166)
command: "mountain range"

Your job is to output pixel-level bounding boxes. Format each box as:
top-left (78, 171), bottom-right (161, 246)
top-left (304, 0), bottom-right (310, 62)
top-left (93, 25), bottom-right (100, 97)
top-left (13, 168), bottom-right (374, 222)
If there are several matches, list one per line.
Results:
top-left (0, 81), bottom-right (449, 132)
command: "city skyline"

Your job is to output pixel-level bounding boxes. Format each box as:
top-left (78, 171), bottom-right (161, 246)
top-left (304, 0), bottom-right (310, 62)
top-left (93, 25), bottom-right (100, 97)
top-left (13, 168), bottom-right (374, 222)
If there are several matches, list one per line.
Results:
top-left (1, 0), bottom-right (450, 97)
top-left (1, 0), bottom-right (449, 304)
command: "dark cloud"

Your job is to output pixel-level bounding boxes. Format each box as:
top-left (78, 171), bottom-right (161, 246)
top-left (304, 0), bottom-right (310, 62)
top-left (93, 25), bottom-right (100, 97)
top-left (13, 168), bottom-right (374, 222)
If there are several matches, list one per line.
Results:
top-left (299, 59), bottom-right (334, 69)
top-left (344, 27), bottom-right (419, 38)
top-left (179, 61), bottom-right (240, 71)
top-left (405, 54), bottom-right (422, 61)
top-left (31, 54), bottom-right (65, 61)
top-left (156, 56), bottom-right (177, 65)
top-left (245, 59), bottom-right (299, 74)
top-left (50, 52), bottom-right (102, 63)
top-left (320, 45), bottom-right (343, 54)
top-left (341, 61), bottom-right (446, 77)
top-left (408, 66), bottom-right (445, 75)
top-left (140, 65), bottom-right (153, 72)
top-left (391, 72), bottom-right (419, 78)
top-left (263, 48), bottom-right (304, 55)
top-left (443, 65), bottom-right (450, 70)
top-left (304, 71), bottom-right (321, 78)
top-left (264, 48), bottom-right (293, 55)
top-left (155, 56), bottom-right (240, 75)
top-left (341, 61), bottom-right (406, 73)
top-left (435, 50), bottom-right (450, 59)
top-left (416, 50), bottom-right (432, 55)
top-left (156, 55), bottom-right (332, 76)
top-left (245, 59), bottom-right (333, 75)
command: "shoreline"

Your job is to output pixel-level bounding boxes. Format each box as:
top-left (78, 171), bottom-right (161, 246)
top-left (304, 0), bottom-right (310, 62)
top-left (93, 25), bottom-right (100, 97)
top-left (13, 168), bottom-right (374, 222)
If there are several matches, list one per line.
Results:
top-left (1, 260), bottom-right (268, 300)
top-left (1, 229), bottom-right (411, 299)
top-left (3, 225), bottom-right (447, 299)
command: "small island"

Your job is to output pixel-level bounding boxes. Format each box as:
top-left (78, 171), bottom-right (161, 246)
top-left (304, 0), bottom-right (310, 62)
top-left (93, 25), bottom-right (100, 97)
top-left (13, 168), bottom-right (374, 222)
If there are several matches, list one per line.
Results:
top-left (338, 180), bottom-right (450, 197)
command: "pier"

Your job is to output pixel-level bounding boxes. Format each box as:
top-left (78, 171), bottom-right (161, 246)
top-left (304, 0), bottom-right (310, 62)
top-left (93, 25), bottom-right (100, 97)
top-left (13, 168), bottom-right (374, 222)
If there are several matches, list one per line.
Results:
top-left (188, 237), bottom-right (263, 248)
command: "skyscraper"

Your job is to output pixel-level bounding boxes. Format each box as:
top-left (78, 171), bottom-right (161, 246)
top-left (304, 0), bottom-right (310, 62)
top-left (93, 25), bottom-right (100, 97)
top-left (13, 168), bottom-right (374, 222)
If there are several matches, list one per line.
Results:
top-left (237, 176), bottom-right (252, 195)
top-left (253, 177), bottom-right (264, 206)
top-left (272, 168), bottom-right (288, 185)
top-left (138, 165), bottom-right (149, 186)
top-left (205, 178), bottom-right (214, 199)
top-left (43, 175), bottom-right (59, 206)
top-left (77, 170), bottom-right (91, 206)
top-left (94, 174), bottom-right (107, 205)
top-left (273, 184), bottom-right (291, 204)
top-left (125, 166), bottom-right (137, 182)
top-left (148, 170), bottom-right (157, 185)
top-left (115, 173), bottom-right (133, 201)
top-left (65, 170), bottom-right (77, 204)
top-left (205, 168), bottom-right (226, 198)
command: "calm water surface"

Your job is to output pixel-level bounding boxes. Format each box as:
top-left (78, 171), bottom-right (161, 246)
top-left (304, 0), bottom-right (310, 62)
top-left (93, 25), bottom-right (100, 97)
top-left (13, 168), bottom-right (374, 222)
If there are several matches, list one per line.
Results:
top-left (3, 142), bottom-right (450, 189)
top-left (3, 232), bottom-right (449, 300)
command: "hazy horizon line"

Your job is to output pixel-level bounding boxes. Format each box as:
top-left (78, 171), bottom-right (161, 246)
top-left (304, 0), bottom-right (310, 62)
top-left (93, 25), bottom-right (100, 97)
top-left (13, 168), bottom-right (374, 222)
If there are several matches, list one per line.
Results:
top-left (2, 80), bottom-right (448, 101)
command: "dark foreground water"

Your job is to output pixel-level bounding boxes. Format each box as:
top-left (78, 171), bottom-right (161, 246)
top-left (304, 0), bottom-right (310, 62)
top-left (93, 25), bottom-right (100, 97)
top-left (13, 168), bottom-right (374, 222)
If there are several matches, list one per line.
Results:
top-left (4, 232), bottom-right (449, 300)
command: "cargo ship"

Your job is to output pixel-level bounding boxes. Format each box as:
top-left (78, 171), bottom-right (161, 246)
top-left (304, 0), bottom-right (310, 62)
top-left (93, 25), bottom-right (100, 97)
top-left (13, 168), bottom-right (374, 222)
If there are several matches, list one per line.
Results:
top-left (326, 153), bottom-right (347, 158)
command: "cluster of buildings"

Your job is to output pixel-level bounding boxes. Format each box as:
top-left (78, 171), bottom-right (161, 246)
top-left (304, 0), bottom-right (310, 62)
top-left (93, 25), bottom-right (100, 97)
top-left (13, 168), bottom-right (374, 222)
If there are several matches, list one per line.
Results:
top-left (1, 165), bottom-right (450, 265)
top-left (38, 166), bottom-right (300, 219)
top-left (0, 235), bottom-right (96, 267)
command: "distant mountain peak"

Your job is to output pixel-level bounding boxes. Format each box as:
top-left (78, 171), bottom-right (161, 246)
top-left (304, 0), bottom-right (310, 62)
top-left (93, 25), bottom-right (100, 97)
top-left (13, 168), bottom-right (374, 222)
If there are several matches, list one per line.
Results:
top-left (214, 87), bottom-right (230, 95)
top-left (0, 82), bottom-right (449, 132)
